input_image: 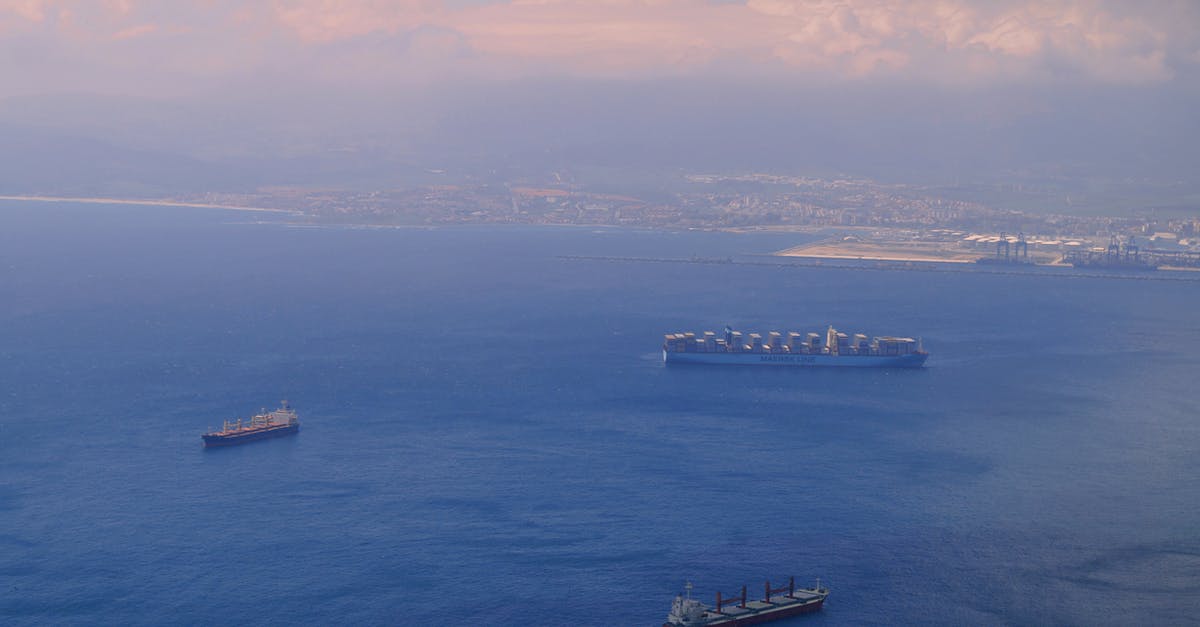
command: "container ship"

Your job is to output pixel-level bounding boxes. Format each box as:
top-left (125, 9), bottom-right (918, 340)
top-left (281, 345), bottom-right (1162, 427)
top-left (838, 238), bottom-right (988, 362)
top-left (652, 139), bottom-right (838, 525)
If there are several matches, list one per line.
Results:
top-left (663, 325), bottom-right (927, 368)
top-left (663, 577), bottom-right (827, 626)
top-left (202, 401), bottom-right (299, 447)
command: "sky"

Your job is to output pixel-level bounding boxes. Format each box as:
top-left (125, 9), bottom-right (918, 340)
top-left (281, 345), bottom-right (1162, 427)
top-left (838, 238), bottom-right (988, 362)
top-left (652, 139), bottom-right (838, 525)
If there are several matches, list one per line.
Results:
top-left (1, 1), bottom-right (1198, 198)
top-left (2, 0), bottom-right (1198, 93)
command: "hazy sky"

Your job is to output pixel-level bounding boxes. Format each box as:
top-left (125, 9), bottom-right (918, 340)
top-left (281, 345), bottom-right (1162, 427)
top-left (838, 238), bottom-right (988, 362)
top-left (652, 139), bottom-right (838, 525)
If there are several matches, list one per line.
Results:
top-left (3, 0), bottom-right (1198, 96)
top-left (2, 2), bottom-right (1199, 195)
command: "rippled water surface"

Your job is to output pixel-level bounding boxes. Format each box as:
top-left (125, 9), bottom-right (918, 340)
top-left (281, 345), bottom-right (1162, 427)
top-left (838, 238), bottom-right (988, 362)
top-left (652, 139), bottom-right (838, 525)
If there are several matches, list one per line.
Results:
top-left (1, 202), bottom-right (1198, 625)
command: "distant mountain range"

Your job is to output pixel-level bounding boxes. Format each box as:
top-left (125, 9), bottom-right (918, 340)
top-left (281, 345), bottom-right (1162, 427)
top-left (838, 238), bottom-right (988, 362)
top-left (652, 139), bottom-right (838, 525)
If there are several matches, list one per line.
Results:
top-left (2, 82), bottom-right (1198, 214)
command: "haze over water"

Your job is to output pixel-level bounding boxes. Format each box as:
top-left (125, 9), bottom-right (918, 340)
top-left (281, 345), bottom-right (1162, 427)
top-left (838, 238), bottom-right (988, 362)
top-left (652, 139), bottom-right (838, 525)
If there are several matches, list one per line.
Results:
top-left (1, 202), bottom-right (1198, 625)
top-left (3, 2), bottom-right (1200, 205)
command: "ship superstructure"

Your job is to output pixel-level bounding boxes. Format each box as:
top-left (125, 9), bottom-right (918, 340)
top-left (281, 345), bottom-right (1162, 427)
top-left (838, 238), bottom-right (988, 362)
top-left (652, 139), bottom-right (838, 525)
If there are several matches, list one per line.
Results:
top-left (663, 325), bottom-right (927, 368)
top-left (202, 401), bottom-right (300, 447)
top-left (663, 578), bottom-right (828, 626)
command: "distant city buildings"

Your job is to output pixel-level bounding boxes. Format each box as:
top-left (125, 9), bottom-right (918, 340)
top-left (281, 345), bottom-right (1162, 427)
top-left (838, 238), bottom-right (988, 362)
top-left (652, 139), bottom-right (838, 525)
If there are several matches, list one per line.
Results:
top-left (181, 173), bottom-right (1198, 256)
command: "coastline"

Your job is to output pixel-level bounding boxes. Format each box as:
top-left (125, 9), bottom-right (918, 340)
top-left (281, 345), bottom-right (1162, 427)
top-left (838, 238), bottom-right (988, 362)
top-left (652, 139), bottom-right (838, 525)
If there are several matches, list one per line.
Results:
top-left (777, 250), bottom-right (974, 264)
top-left (776, 241), bottom-right (981, 264)
top-left (775, 244), bottom-right (1200, 272)
top-left (3, 197), bottom-right (1196, 274)
top-left (0, 195), bottom-right (299, 214)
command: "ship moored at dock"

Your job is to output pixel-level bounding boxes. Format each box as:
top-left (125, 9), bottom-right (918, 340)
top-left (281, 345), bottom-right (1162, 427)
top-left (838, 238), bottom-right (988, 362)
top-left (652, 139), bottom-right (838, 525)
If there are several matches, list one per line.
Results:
top-left (664, 325), bottom-right (927, 368)
top-left (663, 577), bottom-right (828, 626)
top-left (202, 401), bottom-right (300, 447)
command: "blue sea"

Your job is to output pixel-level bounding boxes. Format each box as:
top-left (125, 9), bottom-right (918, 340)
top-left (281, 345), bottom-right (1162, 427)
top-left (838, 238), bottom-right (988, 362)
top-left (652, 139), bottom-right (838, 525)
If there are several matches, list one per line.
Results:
top-left (1, 201), bottom-right (1198, 626)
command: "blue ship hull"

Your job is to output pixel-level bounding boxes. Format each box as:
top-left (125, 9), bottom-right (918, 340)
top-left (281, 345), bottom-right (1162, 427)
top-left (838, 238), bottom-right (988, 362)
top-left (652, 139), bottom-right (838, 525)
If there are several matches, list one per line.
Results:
top-left (202, 424), bottom-right (299, 447)
top-left (663, 350), bottom-right (927, 368)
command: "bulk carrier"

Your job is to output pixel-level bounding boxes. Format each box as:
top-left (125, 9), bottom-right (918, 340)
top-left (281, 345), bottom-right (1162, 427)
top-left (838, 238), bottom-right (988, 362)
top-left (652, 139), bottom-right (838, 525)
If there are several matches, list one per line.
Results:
top-left (663, 578), bottom-right (828, 626)
top-left (202, 401), bottom-right (299, 447)
top-left (663, 325), bottom-right (926, 368)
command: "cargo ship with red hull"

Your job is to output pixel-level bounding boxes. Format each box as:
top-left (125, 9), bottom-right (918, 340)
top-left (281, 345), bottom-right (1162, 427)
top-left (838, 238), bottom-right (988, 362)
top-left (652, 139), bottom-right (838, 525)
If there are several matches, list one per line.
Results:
top-left (663, 578), bottom-right (827, 626)
top-left (202, 401), bottom-right (299, 448)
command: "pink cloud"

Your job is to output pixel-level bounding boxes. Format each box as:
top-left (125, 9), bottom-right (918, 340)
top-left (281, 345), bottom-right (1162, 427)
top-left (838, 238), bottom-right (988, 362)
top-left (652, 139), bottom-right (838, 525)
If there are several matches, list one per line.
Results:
top-left (112, 22), bottom-right (157, 40)
top-left (439, 0), bottom-right (1189, 82)
top-left (272, 0), bottom-right (440, 43)
top-left (0, 0), bottom-right (47, 22)
top-left (0, 0), bottom-right (1196, 99)
top-left (449, 1), bottom-right (758, 73)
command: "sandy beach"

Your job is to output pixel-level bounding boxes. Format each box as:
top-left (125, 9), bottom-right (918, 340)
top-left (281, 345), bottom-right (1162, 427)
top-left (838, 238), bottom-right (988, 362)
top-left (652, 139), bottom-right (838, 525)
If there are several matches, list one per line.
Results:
top-left (0, 195), bottom-right (298, 214)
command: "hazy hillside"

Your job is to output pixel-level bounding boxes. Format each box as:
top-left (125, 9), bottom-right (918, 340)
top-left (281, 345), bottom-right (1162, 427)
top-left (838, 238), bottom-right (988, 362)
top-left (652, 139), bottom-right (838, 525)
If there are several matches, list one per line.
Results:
top-left (1, 77), bottom-right (1198, 213)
